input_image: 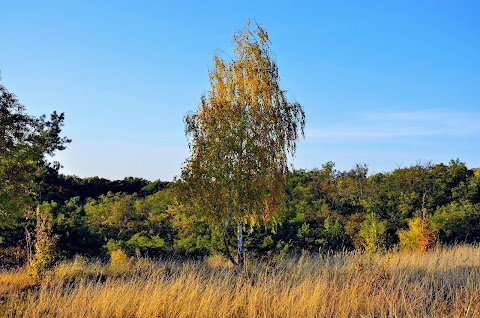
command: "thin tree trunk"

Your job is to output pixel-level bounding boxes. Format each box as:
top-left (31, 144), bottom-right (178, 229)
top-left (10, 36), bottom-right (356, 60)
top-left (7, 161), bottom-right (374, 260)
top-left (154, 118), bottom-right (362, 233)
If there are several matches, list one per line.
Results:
top-left (237, 220), bottom-right (244, 268)
top-left (25, 225), bottom-right (33, 263)
top-left (222, 209), bottom-right (237, 266)
top-left (237, 107), bottom-right (245, 269)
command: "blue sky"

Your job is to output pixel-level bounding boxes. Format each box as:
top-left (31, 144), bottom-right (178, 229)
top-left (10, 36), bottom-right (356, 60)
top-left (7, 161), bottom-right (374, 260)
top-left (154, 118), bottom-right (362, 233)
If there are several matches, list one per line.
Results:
top-left (1, 1), bottom-right (479, 181)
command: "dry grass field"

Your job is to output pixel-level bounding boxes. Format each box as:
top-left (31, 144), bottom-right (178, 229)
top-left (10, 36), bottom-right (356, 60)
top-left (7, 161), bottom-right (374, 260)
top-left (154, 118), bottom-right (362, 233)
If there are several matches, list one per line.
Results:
top-left (1, 244), bottom-right (479, 317)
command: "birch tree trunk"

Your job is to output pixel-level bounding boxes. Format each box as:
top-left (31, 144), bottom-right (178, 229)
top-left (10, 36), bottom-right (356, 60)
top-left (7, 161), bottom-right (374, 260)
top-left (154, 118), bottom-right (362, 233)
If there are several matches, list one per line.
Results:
top-left (237, 220), bottom-right (244, 267)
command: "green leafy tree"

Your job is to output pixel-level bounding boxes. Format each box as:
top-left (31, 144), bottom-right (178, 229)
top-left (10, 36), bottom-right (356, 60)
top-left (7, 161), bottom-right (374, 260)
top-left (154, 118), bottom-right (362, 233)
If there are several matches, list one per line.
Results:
top-left (358, 211), bottom-right (386, 254)
top-left (169, 202), bottom-right (217, 258)
top-left (296, 222), bottom-right (314, 251)
top-left (85, 192), bottom-right (141, 242)
top-left (322, 216), bottom-right (350, 250)
top-left (176, 22), bottom-right (305, 267)
top-left (85, 190), bottom-right (175, 257)
top-left (430, 201), bottom-right (480, 244)
top-left (0, 78), bottom-right (70, 227)
top-left (54, 196), bottom-right (103, 258)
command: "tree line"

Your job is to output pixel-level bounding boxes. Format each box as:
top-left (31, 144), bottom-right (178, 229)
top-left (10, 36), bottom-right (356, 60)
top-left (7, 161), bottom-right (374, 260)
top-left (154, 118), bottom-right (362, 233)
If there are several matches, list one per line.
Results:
top-left (1, 158), bottom-right (479, 269)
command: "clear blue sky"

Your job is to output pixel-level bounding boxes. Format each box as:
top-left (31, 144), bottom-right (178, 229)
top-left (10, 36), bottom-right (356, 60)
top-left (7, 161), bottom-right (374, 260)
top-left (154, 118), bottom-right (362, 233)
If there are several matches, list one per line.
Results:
top-left (1, 1), bottom-right (479, 181)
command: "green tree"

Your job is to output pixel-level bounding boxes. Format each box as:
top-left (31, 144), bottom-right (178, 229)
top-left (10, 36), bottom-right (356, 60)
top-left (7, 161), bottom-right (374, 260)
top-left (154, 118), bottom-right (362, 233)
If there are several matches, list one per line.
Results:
top-left (0, 78), bottom-right (70, 227)
top-left (358, 211), bottom-right (386, 254)
top-left (430, 201), bottom-right (480, 244)
top-left (85, 190), bottom-right (175, 257)
top-left (54, 196), bottom-right (103, 258)
top-left (85, 192), bottom-right (142, 243)
top-left (322, 216), bottom-right (350, 250)
top-left (176, 22), bottom-right (305, 267)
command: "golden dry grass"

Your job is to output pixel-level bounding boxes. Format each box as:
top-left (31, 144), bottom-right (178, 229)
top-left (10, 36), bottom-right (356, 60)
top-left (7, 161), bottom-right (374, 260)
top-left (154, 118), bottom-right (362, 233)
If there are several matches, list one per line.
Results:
top-left (1, 245), bottom-right (479, 317)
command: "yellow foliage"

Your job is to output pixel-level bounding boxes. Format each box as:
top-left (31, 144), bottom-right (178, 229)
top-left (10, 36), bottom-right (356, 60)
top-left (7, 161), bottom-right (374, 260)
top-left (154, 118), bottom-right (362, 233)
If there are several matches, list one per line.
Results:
top-left (398, 213), bottom-right (435, 252)
top-left (27, 205), bottom-right (57, 278)
top-left (109, 249), bottom-right (133, 275)
top-left (178, 21), bottom-right (305, 267)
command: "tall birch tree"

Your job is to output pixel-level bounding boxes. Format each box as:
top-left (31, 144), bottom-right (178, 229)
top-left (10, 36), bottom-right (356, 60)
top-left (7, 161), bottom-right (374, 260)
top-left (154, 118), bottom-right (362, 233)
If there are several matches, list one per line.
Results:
top-left (177, 22), bottom-right (305, 267)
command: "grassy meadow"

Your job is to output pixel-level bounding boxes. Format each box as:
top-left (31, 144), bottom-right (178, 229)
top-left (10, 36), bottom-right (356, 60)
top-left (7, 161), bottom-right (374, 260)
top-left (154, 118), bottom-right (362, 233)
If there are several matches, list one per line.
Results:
top-left (1, 244), bottom-right (479, 318)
